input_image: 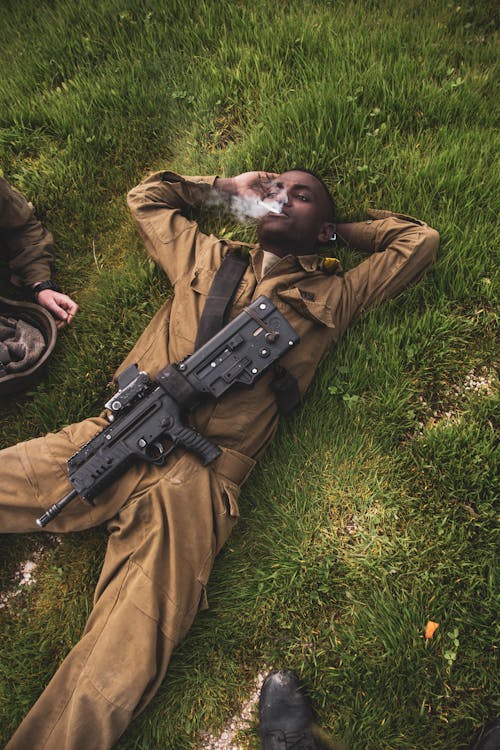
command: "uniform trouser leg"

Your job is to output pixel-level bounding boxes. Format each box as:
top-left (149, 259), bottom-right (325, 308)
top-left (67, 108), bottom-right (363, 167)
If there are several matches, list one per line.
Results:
top-left (2, 420), bottom-right (244, 750)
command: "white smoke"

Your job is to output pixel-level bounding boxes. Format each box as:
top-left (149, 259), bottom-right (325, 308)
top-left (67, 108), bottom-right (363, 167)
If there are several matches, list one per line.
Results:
top-left (205, 191), bottom-right (286, 224)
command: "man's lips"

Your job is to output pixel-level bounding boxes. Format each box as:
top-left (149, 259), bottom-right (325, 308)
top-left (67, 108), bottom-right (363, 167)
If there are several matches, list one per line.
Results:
top-left (263, 209), bottom-right (288, 218)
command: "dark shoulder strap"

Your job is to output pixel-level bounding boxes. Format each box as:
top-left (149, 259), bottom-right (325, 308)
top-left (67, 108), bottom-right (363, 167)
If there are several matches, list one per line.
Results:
top-left (194, 250), bottom-right (249, 349)
top-left (194, 249), bottom-right (301, 419)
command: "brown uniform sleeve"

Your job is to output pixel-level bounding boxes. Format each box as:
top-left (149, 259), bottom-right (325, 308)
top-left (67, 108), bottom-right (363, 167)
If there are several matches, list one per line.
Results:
top-left (333, 210), bottom-right (440, 334)
top-left (0, 177), bottom-right (54, 287)
top-left (127, 172), bottom-right (218, 285)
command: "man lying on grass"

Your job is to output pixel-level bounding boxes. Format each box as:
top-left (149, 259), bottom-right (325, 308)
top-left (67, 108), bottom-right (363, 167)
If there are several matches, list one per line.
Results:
top-left (1, 167), bottom-right (439, 750)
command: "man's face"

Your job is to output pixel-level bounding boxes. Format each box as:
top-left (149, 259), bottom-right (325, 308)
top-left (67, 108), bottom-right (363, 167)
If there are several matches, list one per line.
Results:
top-left (257, 170), bottom-right (334, 256)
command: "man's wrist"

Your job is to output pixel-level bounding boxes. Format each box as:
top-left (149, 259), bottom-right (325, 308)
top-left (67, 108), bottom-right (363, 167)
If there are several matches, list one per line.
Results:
top-left (31, 279), bottom-right (61, 300)
top-left (336, 219), bottom-right (381, 251)
top-left (213, 177), bottom-right (236, 195)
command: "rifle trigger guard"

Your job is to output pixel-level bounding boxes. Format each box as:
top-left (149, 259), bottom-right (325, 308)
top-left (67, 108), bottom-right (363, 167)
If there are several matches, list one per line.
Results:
top-left (145, 441), bottom-right (171, 465)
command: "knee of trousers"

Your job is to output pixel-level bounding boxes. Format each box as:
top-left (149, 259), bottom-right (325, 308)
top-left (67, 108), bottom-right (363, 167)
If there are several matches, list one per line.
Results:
top-left (82, 558), bottom-right (200, 715)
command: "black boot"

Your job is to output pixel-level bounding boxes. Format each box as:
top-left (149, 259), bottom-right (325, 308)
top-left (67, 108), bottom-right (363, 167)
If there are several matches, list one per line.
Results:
top-left (259, 669), bottom-right (321, 750)
top-left (468, 719), bottom-right (500, 750)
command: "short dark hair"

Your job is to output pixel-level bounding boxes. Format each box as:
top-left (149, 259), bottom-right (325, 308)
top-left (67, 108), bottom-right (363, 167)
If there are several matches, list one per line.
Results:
top-left (289, 167), bottom-right (336, 222)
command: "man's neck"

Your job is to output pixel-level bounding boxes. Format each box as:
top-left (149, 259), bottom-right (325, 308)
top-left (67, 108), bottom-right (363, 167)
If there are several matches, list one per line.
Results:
top-left (259, 241), bottom-right (316, 258)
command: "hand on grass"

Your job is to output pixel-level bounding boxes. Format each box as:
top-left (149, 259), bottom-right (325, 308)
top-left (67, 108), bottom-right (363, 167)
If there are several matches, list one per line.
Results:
top-left (36, 289), bottom-right (79, 329)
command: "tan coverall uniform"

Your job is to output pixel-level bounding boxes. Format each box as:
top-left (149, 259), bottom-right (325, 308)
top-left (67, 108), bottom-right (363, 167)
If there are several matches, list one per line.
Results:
top-left (1, 172), bottom-right (439, 749)
top-left (0, 177), bottom-right (54, 287)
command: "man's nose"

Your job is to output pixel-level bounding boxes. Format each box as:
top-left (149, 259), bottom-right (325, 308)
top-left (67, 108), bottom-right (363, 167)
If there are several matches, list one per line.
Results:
top-left (275, 188), bottom-right (289, 206)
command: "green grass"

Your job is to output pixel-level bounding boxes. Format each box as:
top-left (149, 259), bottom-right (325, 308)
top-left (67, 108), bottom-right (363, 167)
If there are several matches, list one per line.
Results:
top-left (0, 0), bottom-right (498, 747)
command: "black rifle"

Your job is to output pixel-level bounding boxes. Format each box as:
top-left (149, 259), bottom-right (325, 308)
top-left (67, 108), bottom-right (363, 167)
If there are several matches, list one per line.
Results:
top-left (36, 296), bottom-right (299, 527)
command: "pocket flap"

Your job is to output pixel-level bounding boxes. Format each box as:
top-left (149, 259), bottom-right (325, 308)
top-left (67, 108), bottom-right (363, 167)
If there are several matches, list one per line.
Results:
top-left (278, 287), bottom-right (336, 328)
top-left (190, 268), bottom-right (216, 295)
top-left (190, 267), bottom-right (248, 301)
top-left (214, 447), bottom-right (256, 486)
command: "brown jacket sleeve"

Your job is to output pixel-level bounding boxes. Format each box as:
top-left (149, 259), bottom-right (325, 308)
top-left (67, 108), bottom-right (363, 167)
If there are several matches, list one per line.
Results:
top-left (127, 172), bottom-right (218, 285)
top-left (0, 177), bottom-right (55, 287)
top-left (332, 210), bottom-right (440, 334)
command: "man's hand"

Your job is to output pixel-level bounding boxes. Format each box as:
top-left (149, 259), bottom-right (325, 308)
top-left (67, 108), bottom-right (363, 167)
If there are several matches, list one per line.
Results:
top-left (215, 171), bottom-right (279, 200)
top-left (36, 288), bottom-right (79, 329)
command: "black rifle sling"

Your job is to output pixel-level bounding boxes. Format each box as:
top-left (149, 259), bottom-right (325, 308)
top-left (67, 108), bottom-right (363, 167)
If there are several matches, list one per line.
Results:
top-left (194, 250), bottom-right (249, 349)
top-left (195, 249), bottom-right (301, 418)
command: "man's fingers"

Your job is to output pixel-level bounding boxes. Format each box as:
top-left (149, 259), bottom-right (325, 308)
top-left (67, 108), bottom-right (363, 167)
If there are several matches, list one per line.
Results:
top-left (257, 172), bottom-right (279, 192)
top-left (36, 289), bottom-right (79, 325)
top-left (232, 171), bottom-right (279, 198)
top-left (260, 171), bottom-right (279, 183)
top-left (58, 297), bottom-right (79, 317)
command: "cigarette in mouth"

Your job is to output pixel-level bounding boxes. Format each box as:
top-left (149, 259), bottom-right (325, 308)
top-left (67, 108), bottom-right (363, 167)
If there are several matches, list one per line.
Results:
top-left (257, 201), bottom-right (282, 215)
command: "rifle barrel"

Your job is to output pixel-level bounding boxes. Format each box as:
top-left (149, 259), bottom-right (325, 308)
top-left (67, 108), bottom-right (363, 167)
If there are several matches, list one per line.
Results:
top-left (36, 488), bottom-right (79, 528)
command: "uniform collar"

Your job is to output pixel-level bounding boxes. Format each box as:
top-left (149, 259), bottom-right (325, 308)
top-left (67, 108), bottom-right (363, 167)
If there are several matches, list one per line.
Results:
top-left (250, 246), bottom-right (323, 279)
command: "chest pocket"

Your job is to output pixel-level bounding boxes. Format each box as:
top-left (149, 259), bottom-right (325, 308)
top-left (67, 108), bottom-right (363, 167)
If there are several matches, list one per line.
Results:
top-left (190, 267), bottom-right (248, 304)
top-left (174, 264), bottom-right (249, 347)
top-left (277, 286), bottom-right (336, 328)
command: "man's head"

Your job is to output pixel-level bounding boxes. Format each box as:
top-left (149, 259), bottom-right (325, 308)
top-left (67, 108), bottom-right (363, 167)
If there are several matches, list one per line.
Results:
top-left (257, 169), bottom-right (336, 257)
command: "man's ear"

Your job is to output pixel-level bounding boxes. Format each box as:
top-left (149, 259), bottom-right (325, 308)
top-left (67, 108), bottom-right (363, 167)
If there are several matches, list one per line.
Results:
top-left (317, 222), bottom-right (336, 245)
